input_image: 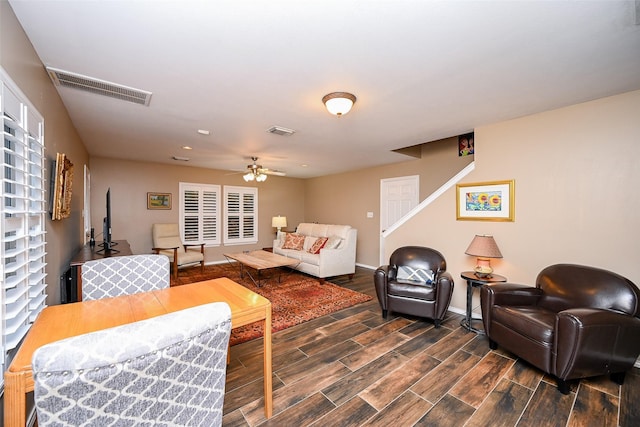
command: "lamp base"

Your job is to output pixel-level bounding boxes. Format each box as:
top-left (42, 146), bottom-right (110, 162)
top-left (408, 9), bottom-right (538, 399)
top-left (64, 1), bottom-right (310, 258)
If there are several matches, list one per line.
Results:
top-left (474, 258), bottom-right (493, 278)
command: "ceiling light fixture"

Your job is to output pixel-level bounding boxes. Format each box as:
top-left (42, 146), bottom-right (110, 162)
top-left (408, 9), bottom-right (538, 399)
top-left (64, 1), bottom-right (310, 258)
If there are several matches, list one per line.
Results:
top-left (243, 157), bottom-right (268, 182)
top-left (322, 92), bottom-right (356, 116)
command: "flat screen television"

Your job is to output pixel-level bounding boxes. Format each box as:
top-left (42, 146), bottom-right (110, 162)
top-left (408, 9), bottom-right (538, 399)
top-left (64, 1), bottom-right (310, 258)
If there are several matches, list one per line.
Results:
top-left (97, 188), bottom-right (118, 253)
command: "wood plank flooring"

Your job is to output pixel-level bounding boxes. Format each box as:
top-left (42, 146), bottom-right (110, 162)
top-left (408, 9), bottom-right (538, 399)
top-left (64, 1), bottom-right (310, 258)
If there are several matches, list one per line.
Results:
top-left (223, 266), bottom-right (640, 427)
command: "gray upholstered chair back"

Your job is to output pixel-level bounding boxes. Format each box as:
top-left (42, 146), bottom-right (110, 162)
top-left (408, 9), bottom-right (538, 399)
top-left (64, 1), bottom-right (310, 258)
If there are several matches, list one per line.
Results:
top-left (81, 254), bottom-right (170, 301)
top-left (33, 302), bottom-right (232, 427)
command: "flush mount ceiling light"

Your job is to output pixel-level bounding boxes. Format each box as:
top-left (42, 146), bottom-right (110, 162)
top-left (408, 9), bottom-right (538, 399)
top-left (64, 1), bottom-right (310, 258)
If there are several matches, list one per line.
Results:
top-left (322, 92), bottom-right (356, 116)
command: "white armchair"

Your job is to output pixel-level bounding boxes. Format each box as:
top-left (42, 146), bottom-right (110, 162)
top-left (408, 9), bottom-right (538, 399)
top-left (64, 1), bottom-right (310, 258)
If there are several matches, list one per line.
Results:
top-left (152, 223), bottom-right (205, 279)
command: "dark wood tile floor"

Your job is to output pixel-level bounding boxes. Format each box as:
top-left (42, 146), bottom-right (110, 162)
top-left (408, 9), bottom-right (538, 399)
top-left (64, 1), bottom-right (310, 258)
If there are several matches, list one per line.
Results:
top-left (223, 266), bottom-right (640, 427)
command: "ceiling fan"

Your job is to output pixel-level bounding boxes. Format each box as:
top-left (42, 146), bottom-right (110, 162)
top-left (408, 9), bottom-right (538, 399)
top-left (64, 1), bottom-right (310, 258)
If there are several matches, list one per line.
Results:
top-left (242, 157), bottom-right (286, 182)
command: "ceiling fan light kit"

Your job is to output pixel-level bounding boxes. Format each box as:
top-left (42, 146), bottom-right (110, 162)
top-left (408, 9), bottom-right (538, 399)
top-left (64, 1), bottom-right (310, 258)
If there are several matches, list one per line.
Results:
top-left (322, 92), bottom-right (356, 116)
top-left (243, 156), bottom-right (269, 182)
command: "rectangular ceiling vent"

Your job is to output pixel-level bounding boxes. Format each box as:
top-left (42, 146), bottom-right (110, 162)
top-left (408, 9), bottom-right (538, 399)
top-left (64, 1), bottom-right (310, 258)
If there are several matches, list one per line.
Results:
top-left (267, 125), bottom-right (296, 136)
top-left (45, 66), bottom-right (152, 106)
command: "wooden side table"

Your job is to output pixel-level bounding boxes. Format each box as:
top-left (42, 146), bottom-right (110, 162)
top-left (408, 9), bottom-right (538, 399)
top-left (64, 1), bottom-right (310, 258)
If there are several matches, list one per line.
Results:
top-left (460, 271), bottom-right (507, 334)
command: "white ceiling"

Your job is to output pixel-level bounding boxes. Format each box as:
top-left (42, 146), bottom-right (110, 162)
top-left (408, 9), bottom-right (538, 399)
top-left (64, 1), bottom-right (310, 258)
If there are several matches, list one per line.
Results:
top-left (8, 0), bottom-right (640, 178)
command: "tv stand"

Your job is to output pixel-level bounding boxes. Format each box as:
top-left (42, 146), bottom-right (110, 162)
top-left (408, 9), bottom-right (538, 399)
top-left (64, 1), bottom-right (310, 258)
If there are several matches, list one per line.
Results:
top-left (96, 240), bottom-right (119, 254)
top-left (67, 240), bottom-right (132, 302)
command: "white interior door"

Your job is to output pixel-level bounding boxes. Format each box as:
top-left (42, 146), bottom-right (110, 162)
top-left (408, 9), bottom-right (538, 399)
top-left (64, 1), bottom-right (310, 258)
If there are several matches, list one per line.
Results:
top-left (380, 175), bottom-right (419, 232)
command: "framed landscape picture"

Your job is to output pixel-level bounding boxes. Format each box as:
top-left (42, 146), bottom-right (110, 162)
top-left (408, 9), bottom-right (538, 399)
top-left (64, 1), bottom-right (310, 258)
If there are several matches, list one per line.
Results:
top-left (147, 192), bottom-right (171, 210)
top-left (456, 180), bottom-right (515, 221)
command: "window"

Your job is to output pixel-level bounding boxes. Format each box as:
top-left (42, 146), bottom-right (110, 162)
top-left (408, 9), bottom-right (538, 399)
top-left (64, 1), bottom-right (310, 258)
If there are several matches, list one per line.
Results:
top-left (179, 182), bottom-right (221, 246)
top-left (1, 68), bottom-right (47, 383)
top-left (224, 186), bottom-right (258, 245)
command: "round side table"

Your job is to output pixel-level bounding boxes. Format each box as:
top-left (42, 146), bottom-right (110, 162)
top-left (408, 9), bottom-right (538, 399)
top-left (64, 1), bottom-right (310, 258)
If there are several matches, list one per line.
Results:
top-left (460, 271), bottom-right (507, 334)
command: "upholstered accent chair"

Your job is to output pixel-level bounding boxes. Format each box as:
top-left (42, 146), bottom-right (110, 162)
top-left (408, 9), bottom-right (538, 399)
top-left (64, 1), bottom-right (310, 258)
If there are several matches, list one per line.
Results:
top-left (374, 246), bottom-right (454, 327)
top-left (33, 302), bottom-right (232, 426)
top-left (481, 263), bottom-right (640, 394)
top-left (152, 223), bottom-right (205, 279)
top-left (81, 254), bottom-right (170, 301)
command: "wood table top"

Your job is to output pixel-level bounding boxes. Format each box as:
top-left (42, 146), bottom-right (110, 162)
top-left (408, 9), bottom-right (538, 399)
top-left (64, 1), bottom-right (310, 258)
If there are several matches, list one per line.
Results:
top-left (8, 277), bottom-right (270, 375)
top-left (224, 250), bottom-right (299, 270)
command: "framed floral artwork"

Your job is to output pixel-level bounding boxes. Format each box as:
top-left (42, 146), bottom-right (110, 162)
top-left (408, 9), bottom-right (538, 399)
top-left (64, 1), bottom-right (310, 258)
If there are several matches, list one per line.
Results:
top-left (456, 180), bottom-right (515, 221)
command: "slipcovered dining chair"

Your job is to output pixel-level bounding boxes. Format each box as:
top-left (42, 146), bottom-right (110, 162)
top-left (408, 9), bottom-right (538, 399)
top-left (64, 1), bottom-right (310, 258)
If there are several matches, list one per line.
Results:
top-left (481, 263), bottom-right (640, 394)
top-left (152, 223), bottom-right (205, 279)
top-left (374, 246), bottom-right (454, 327)
top-left (81, 254), bottom-right (170, 301)
top-left (33, 302), bottom-right (232, 427)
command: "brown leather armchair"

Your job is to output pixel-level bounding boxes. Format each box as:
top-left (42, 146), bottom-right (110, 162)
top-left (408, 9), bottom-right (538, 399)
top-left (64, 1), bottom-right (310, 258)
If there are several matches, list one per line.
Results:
top-left (374, 246), bottom-right (454, 328)
top-left (481, 263), bottom-right (640, 394)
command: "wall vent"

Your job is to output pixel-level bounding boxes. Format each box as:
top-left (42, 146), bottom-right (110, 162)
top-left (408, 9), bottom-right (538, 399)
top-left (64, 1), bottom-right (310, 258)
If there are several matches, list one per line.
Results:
top-left (267, 125), bottom-right (296, 136)
top-left (45, 66), bottom-right (152, 106)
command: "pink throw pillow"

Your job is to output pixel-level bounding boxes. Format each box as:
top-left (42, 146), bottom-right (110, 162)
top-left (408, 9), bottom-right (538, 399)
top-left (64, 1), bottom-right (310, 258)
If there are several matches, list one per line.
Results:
top-left (282, 233), bottom-right (305, 250)
top-left (308, 237), bottom-right (328, 254)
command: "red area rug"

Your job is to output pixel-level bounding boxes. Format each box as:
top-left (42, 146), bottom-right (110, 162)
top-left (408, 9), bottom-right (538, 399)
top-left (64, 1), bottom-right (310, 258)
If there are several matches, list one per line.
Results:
top-left (173, 263), bottom-right (372, 346)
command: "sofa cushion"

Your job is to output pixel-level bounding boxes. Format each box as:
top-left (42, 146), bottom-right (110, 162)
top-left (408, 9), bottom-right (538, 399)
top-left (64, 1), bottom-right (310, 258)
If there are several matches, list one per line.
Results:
top-left (308, 237), bottom-right (328, 254)
top-left (282, 233), bottom-right (305, 250)
top-left (296, 223), bottom-right (351, 239)
top-left (324, 236), bottom-right (342, 249)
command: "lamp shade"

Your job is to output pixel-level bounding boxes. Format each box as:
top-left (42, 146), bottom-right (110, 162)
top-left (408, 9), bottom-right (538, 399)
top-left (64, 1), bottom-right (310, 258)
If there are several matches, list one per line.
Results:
top-left (465, 235), bottom-right (503, 258)
top-left (322, 92), bottom-right (356, 116)
top-left (271, 216), bottom-right (287, 229)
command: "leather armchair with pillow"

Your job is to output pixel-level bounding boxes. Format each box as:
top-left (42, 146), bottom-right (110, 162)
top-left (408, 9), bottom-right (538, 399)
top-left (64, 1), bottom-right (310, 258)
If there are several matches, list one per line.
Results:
top-left (481, 263), bottom-right (640, 393)
top-left (374, 246), bottom-right (454, 327)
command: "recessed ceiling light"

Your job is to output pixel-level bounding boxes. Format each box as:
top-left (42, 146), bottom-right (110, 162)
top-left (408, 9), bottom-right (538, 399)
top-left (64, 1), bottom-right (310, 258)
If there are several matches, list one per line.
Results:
top-left (182, 146), bottom-right (193, 150)
top-left (197, 129), bottom-right (210, 135)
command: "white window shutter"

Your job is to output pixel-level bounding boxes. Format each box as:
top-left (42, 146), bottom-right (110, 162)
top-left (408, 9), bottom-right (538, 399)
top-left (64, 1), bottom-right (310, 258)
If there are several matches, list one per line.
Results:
top-left (179, 183), bottom-right (220, 246)
top-left (224, 186), bottom-right (258, 244)
top-left (1, 68), bottom-right (47, 382)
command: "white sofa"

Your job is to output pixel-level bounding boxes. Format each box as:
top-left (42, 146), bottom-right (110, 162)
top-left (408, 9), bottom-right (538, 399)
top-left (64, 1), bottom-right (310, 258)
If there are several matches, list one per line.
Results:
top-left (273, 223), bottom-right (357, 281)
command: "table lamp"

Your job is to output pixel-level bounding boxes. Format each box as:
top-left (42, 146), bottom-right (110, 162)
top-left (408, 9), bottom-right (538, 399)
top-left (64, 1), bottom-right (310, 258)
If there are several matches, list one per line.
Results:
top-left (272, 216), bottom-right (287, 234)
top-left (465, 234), bottom-right (503, 278)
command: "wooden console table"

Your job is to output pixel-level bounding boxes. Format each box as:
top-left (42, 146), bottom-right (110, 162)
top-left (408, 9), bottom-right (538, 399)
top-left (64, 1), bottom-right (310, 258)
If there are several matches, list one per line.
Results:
top-left (67, 240), bottom-right (132, 302)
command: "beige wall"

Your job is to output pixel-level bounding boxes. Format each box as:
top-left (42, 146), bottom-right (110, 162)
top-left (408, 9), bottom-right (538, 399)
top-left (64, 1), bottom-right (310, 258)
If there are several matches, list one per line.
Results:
top-left (2, 0), bottom-right (89, 306)
top-left (304, 137), bottom-right (474, 268)
top-left (385, 90), bottom-right (640, 313)
top-left (89, 157), bottom-right (305, 260)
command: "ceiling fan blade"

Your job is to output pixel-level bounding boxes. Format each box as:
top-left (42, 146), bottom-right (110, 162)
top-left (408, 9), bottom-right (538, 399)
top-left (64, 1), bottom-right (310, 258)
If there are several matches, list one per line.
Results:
top-left (260, 168), bottom-right (286, 176)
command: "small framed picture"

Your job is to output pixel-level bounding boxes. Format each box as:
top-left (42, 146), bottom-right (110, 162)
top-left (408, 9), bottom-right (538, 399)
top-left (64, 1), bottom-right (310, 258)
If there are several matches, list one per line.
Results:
top-left (147, 192), bottom-right (172, 210)
top-left (458, 132), bottom-right (474, 157)
top-left (456, 180), bottom-right (515, 221)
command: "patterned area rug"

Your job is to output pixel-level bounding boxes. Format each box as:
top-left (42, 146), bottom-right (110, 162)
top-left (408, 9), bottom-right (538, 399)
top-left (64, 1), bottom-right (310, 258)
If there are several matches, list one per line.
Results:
top-left (173, 263), bottom-right (372, 346)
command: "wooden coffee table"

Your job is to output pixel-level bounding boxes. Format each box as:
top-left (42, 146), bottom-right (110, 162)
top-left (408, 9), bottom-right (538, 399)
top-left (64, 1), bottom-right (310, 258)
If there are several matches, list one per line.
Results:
top-left (224, 250), bottom-right (300, 286)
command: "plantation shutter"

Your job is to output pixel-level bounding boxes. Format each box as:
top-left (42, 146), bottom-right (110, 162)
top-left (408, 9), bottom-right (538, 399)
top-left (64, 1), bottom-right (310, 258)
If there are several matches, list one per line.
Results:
top-left (1, 68), bottom-right (47, 384)
top-left (224, 186), bottom-right (257, 245)
top-left (179, 182), bottom-right (220, 246)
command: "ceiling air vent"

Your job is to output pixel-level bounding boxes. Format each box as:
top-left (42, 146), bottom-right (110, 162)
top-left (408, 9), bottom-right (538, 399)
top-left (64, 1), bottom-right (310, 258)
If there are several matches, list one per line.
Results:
top-left (267, 125), bottom-right (296, 136)
top-left (45, 66), bottom-right (152, 106)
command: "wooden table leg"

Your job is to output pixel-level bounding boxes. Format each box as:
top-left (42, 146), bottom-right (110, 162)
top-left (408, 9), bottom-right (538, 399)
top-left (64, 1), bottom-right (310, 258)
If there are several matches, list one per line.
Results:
top-left (263, 304), bottom-right (273, 418)
top-left (4, 371), bottom-right (27, 427)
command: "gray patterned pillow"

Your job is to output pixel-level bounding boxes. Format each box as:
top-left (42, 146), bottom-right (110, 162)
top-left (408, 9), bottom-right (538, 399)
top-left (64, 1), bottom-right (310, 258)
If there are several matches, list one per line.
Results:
top-left (397, 266), bottom-right (434, 284)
